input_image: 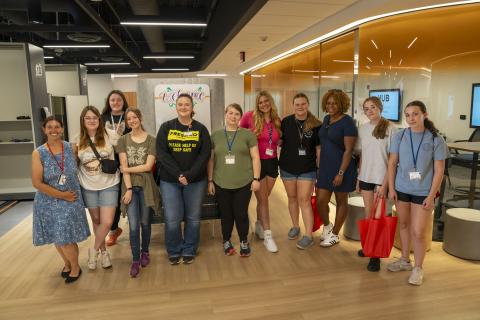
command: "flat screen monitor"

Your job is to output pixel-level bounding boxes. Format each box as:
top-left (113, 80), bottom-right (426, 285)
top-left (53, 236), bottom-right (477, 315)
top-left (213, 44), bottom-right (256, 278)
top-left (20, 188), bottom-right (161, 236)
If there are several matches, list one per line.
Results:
top-left (470, 83), bottom-right (480, 128)
top-left (369, 89), bottom-right (401, 122)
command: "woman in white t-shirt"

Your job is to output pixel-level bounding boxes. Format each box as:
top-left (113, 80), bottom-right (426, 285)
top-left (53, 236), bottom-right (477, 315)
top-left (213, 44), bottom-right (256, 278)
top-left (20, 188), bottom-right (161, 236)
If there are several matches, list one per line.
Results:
top-left (356, 96), bottom-right (396, 272)
top-left (74, 106), bottom-right (120, 271)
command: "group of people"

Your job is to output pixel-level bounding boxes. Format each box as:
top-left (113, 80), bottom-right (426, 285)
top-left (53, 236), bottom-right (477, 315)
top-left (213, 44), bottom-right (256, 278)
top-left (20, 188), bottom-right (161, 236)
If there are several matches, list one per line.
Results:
top-left (32, 88), bottom-right (448, 286)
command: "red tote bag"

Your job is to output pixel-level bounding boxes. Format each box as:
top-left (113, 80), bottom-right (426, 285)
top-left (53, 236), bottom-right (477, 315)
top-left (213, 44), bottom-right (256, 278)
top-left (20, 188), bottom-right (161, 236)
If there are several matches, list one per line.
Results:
top-left (311, 190), bottom-right (323, 232)
top-left (358, 197), bottom-right (397, 258)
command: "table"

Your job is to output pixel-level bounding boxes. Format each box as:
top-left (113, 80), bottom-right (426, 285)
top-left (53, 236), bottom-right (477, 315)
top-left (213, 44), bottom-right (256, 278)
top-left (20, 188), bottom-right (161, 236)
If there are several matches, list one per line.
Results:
top-left (447, 142), bottom-right (480, 208)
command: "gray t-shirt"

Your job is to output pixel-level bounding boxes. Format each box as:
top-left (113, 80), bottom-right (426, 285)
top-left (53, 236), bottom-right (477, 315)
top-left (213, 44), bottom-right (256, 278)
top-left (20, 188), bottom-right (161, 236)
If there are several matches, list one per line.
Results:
top-left (389, 128), bottom-right (449, 196)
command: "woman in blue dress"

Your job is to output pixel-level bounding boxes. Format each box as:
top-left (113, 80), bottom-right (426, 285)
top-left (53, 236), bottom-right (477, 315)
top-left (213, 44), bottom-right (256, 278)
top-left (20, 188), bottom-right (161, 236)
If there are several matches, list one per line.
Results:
top-left (32, 116), bottom-right (90, 284)
top-left (316, 89), bottom-right (358, 247)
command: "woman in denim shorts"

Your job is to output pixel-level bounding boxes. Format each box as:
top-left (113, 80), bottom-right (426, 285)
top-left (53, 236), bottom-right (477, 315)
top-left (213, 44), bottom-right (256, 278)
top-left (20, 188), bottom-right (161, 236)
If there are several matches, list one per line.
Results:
top-left (278, 93), bottom-right (321, 250)
top-left (74, 106), bottom-right (120, 271)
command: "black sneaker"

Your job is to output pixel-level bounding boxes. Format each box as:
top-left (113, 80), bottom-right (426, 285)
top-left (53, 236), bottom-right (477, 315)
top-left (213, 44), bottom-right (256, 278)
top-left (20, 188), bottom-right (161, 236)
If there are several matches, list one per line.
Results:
top-left (223, 240), bottom-right (236, 256)
top-left (367, 258), bottom-right (381, 272)
top-left (168, 256), bottom-right (181, 265)
top-left (182, 256), bottom-right (195, 264)
top-left (358, 249), bottom-right (365, 257)
top-left (239, 241), bottom-right (251, 257)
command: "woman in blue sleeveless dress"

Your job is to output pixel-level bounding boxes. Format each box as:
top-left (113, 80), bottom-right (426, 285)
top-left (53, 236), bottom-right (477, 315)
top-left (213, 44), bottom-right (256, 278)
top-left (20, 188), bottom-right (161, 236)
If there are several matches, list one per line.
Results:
top-left (32, 116), bottom-right (90, 284)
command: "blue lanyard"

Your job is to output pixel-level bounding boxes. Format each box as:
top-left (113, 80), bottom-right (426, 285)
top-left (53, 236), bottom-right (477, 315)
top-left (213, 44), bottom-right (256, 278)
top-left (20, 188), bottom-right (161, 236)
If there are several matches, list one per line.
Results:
top-left (224, 128), bottom-right (238, 153)
top-left (267, 122), bottom-right (273, 146)
top-left (409, 128), bottom-right (425, 170)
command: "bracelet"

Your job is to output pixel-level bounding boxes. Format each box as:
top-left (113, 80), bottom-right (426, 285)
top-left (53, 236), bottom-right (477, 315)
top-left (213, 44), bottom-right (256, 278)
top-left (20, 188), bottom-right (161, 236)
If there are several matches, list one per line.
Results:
top-left (253, 177), bottom-right (260, 182)
top-left (127, 187), bottom-right (133, 190)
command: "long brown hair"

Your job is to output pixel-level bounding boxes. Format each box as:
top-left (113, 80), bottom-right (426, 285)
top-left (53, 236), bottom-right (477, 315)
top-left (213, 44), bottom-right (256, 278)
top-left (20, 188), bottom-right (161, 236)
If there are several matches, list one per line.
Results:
top-left (363, 96), bottom-right (391, 139)
top-left (405, 100), bottom-right (439, 137)
top-left (293, 93), bottom-right (321, 132)
top-left (254, 91), bottom-right (281, 136)
top-left (102, 90), bottom-right (129, 115)
top-left (125, 108), bottom-right (146, 131)
top-left (79, 106), bottom-right (107, 150)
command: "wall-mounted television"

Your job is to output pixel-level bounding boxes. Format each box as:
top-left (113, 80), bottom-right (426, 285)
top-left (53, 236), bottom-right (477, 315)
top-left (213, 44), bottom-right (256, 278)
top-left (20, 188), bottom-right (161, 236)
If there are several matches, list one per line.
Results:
top-left (470, 83), bottom-right (480, 128)
top-left (369, 89), bottom-right (401, 122)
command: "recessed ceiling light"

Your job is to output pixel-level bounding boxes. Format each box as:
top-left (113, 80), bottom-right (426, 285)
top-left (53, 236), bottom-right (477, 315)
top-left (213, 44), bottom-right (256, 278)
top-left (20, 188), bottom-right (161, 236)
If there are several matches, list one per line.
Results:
top-left (251, 74), bottom-right (266, 78)
top-left (84, 62), bottom-right (130, 65)
top-left (196, 73), bottom-right (227, 77)
top-left (121, 21), bottom-right (207, 27)
top-left (151, 68), bottom-right (190, 71)
top-left (43, 44), bottom-right (110, 48)
top-left (144, 55), bottom-right (194, 59)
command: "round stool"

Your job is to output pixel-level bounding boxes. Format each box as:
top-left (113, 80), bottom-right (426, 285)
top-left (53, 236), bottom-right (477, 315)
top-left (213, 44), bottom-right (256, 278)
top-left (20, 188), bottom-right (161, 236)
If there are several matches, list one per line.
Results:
top-left (392, 205), bottom-right (433, 252)
top-left (343, 196), bottom-right (365, 241)
top-left (443, 208), bottom-right (480, 260)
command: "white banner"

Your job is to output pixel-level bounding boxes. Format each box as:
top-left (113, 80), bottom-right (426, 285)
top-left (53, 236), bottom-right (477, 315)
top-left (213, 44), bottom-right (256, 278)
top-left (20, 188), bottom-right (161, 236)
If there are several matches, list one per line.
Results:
top-left (154, 84), bottom-right (211, 132)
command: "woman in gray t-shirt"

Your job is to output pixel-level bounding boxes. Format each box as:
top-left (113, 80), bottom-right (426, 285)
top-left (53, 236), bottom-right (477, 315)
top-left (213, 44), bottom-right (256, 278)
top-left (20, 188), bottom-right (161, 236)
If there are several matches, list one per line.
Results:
top-left (387, 100), bottom-right (448, 286)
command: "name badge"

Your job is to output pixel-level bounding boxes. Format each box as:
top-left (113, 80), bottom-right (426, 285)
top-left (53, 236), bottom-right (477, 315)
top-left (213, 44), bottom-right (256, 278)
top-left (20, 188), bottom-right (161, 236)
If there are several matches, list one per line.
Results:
top-left (265, 148), bottom-right (274, 156)
top-left (57, 174), bottom-right (67, 185)
top-left (184, 131), bottom-right (193, 136)
top-left (298, 148), bottom-right (306, 156)
top-left (409, 171), bottom-right (421, 180)
top-left (225, 154), bottom-right (235, 165)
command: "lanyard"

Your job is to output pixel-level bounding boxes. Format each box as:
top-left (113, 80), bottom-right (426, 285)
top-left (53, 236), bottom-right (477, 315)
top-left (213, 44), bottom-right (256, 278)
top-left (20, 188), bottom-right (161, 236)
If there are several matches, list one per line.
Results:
top-left (409, 128), bottom-right (425, 170)
top-left (110, 113), bottom-right (123, 132)
top-left (295, 119), bottom-right (305, 147)
top-left (267, 122), bottom-right (273, 146)
top-left (224, 128), bottom-right (238, 154)
top-left (46, 142), bottom-right (64, 173)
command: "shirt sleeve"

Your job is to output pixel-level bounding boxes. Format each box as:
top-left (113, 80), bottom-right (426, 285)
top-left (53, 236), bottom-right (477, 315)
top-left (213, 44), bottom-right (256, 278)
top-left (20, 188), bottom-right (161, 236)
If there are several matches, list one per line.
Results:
top-left (433, 135), bottom-right (449, 160)
top-left (147, 135), bottom-right (156, 156)
top-left (183, 124), bottom-right (212, 182)
top-left (240, 111), bottom-right (253, 129)
top-left (387, 125), bottom-right (398, 153)
top-left (314, 125), bottom-right (321, 147)
top-left (156, 122), bottom-right (182, 178)
top-left (389, 129), bottom-right (403, 154)
top-left (246, 130), bottom-right (258, 148)
top-left (116, 135), bottom-right (126, 153)
top-left (344, 116), bottom-right (358, 137)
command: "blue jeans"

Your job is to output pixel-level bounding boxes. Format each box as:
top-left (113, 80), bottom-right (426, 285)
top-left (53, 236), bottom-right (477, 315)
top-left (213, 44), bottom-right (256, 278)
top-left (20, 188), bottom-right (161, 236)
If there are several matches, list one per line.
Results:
top-left (127, 187), bottom-right (151, 261)
top-left (160, 179), bottom-right (207, 257)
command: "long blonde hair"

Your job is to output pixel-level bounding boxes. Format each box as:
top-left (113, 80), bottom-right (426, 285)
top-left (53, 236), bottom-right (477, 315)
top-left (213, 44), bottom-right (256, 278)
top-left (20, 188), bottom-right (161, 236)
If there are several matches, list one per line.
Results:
top-left (293, 93), bottom-right (321, 132)
top-left (79, 106), bottom-right (107, 150)
top-left (254, 91), bottom-right (281, 136)
top-left (363, 96), bottom-right (391, 139)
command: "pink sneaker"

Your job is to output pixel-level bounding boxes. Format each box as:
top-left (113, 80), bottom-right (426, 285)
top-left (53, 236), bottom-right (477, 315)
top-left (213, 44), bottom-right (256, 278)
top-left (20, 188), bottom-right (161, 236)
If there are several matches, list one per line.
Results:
top-left (130, 261), bottom-right (140, 278)
top-left (140, 252), bottom-right (150, 267)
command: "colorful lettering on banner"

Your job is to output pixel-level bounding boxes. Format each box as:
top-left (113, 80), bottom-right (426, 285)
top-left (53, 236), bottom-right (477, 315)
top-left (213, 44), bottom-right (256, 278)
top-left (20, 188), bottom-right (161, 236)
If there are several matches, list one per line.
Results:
top-left (167, 129), bottom-right (200, 141)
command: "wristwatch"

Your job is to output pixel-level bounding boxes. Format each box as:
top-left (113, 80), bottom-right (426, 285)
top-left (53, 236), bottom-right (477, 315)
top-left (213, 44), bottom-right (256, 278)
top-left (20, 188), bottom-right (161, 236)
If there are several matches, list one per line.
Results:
top-left (253, 177), bottom-right (260, 182)
top-left (338, 170), bottom-right (344, 176)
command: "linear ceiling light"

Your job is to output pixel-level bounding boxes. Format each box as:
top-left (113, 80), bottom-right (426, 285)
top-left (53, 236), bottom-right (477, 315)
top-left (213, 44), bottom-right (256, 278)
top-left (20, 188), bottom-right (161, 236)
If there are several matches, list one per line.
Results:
top-left (370, 40), bottom-right (379, 49)
top-left (44, 44), bottom-right (110, 48)
top-left (121, 22), bottom-right (206, 27)
top-left (407, 36), bottom-right (418, 49)
top-left (85, 62), bottom-right (130, 66)
top-left (111, 74), bottom-right (138, 79)
top-left (196, 73), bottom-right (227, 77)
top-left (251, 74), bottom-right (266, 78)
top-left (366, 57), bottom-right (372, 62)
top-left (44, 56), bottom-right (54, 59)
top-left (151, 68), bottom-right (190, 71)
top-left (240, 0), bottom-right (480, 75)
top-left (144, 55), bottom-right (194, 59)
top-left (333, 60), bottom-right (354, 63)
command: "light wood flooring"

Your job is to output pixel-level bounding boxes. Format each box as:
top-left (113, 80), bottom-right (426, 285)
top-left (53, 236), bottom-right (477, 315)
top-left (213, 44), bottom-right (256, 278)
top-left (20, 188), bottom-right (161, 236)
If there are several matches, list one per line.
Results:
top-left (0, 183), bottom-right (479, 320)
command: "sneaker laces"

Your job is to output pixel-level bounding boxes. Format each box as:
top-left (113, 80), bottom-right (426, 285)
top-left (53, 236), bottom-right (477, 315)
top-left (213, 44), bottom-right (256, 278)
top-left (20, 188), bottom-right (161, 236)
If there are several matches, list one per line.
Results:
top-left (240, 241), bottom-right (249, 249)
top-left (223, 241), bottom-right (232, 250)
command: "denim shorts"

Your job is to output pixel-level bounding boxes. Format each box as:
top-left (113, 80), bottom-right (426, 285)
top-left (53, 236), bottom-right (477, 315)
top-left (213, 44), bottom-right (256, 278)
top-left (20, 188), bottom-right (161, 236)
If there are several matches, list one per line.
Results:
top-left (280, 169), bottom-right (316, 181)
top-left (81, 184), bottom-right (120, 208)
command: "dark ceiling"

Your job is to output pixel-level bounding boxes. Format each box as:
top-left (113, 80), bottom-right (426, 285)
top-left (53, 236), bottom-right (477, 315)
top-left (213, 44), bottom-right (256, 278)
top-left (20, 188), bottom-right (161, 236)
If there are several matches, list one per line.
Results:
top-left (0, 0), bottom-right (267, 73)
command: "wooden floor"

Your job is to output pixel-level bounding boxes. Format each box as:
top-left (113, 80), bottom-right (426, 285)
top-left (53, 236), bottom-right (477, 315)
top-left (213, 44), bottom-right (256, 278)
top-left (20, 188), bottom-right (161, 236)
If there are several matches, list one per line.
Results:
top-left (0, 183), bottom-right (479, 320)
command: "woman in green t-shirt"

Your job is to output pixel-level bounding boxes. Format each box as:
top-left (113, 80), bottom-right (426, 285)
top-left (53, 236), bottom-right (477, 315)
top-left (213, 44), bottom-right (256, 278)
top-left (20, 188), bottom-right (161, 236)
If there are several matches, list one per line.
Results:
top-left (117, 108), bottom-right (160, 278)
top-left (208, 103), bottom-right (261, 257)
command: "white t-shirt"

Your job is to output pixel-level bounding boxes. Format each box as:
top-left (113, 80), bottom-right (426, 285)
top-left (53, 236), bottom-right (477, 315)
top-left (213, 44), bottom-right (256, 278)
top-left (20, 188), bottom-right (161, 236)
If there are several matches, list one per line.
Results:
top-left (74, 133), bottom-right (120, 190)
top-left (357, 122), bottom-right (397, 185)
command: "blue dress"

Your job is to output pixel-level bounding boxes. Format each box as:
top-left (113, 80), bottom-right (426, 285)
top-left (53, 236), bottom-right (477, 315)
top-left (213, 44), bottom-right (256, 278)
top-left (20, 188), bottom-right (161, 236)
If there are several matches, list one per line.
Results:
top-left (316, 114), bottom-right (358, 192)
top-left (32, 141), bottom-right (90, 246)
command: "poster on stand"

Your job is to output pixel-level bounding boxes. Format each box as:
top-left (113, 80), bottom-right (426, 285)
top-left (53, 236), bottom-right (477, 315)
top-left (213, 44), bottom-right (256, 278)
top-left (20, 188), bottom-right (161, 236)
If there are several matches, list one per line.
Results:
top-left (154, 84), bottom-right (211, 132)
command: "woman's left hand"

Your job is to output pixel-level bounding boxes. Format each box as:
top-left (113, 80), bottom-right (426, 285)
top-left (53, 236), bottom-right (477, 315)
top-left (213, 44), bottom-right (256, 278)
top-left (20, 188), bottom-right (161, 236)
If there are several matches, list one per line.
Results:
top-left (120, 166), bottom-right (130, 174)
top-left (376, 185), bottom-right (387, 199)
top-left (251, 180), bottom-right (260, 192)
top-left (122, 190), bottom-right (132, 204)
top-left (422, 195), bottom-right (435, 211)
top-left (332, 174), bottom-right (343, 187)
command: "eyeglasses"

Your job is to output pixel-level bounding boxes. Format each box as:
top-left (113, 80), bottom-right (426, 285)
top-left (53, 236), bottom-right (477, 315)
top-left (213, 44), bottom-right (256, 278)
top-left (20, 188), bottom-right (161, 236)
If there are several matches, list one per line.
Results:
top-left (84, 117), bottom-right (99, 122)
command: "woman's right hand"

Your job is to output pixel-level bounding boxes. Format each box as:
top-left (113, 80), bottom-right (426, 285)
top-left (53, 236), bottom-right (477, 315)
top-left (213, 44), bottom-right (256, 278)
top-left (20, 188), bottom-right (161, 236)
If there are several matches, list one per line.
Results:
top-left (388, 189), bottom-right (397, 202)
top-left (208, 182), bottom-right (215, 195)
top-left (123, 190), bottom-right (132, 204)
top-left (62, 190), bottom-right (78, 202)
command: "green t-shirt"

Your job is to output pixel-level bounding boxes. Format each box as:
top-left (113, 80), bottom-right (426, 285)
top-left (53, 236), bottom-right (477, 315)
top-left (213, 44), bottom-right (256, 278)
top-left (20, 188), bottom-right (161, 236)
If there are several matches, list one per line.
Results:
top-left (211, 128), bottom-right (257, 189)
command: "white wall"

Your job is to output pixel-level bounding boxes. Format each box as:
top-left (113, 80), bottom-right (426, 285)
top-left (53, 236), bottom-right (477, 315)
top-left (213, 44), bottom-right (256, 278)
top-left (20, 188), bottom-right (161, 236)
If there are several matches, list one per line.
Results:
top-left (87, 74), bottom-right (113, 111)
top-left (45, 70), bottom-right (80, 96)
top-left (112, 77), bottom-right (137, 92)
top-left (224, 76), bottom-right (244, 107)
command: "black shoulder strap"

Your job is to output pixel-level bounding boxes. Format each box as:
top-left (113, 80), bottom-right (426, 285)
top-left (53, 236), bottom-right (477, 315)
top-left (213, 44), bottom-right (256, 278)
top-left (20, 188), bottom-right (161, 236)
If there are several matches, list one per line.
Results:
top-left (87, 138), bottom-right (102, 161)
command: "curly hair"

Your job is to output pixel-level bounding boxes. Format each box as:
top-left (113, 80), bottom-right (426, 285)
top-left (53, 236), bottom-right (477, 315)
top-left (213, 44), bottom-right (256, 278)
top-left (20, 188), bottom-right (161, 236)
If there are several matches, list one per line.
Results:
top-left (253, 91), bottom-right (282, 136)
top-left (321, 89), bottom-right (350, 113)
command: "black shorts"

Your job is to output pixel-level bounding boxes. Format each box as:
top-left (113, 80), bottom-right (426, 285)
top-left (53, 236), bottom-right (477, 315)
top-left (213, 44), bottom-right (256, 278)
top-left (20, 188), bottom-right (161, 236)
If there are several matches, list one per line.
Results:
top-left (260, 158), bottom-right (279, 180)
top-left (358, 180), bottom-right (378, 191)
top-left (396, 190), bottom-right (427, 205)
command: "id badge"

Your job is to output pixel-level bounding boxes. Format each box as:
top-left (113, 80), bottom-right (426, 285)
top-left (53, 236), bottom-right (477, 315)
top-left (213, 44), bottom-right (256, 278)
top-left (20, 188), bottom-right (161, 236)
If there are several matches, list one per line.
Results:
top-left (298, 148), bottom-right (306, 156)
top-left (265, 148), bottom-right (274, 156)
top-left (57, 174), bottom-right (67, 185)
top-left (409, 171), bottom-right (421, 180)
top-left (225, 154), bottom-right (236, 165)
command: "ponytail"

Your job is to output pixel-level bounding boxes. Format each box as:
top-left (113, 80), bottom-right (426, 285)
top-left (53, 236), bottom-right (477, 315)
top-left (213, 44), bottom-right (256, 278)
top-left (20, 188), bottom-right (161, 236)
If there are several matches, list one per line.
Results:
top-left (372, 117), bottom-right (391, 139)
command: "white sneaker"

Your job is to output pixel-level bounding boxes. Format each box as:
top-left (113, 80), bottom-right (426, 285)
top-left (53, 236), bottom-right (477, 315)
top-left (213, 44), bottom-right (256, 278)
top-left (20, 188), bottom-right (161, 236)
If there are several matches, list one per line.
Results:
top-left (88, 247), bottom-right (99, 270)
top-left (255, 221), bottom-right (264, 240)
top-left (320, 223), bottom-right (333, 241)
top-left (408, 266), bottom-right (424, 286)
top-left (320, 233), bottom-right (340, 247)
top-left (263, 230), bottom-right (278, 253)
top-left (387, 257), bottom-right (413, 272)
top-left (100, 250), bottom-right (112, 269)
